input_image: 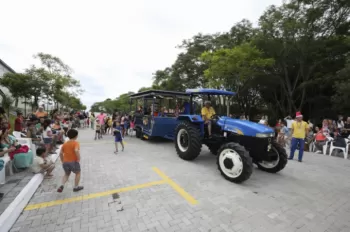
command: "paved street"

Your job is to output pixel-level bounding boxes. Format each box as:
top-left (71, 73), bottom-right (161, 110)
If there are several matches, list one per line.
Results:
top-left (9, 129), bottom-right (350, 232)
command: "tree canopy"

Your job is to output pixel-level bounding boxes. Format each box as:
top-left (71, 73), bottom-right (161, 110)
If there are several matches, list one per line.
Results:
top-left (0, 53), bottom-right (86, 111)
top-left (91, 0), bottom-right (350, 121)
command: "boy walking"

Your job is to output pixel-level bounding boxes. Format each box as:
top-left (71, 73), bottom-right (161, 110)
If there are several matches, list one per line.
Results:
top-left (57, 129), bottom-right (83, 192)
top-left (94, 119), bottom-right (102, 140)
top-left (113, 121), bottom-right (124, 154)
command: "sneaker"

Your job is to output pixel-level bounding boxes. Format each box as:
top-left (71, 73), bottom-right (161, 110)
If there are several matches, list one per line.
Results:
top-left (57, 185), bottom-right (64, 193)
top-left (73, 186), bottom-right (84, 192)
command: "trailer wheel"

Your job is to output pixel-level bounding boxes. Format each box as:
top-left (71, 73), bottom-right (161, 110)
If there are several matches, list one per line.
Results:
top-left (175, 121), bottom-right (202, 160)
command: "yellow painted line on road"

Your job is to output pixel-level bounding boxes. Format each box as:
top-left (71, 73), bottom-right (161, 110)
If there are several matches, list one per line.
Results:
top-left (152, 167), bottom-right (198, 205)
top-left (79, 141), bottom-right (127, 145)
top-left (24, 180), bottom-right (165, 211)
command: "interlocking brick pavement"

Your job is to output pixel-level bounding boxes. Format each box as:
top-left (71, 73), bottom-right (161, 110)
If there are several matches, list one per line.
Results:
top-left (8, 129), bottom-right (350, 232)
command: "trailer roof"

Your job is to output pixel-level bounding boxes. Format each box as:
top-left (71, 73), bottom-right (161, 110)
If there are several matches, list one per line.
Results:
top-left (129, 89), bottom-right (189, 99)
top-left (186, 88), bottom-right (236, 96)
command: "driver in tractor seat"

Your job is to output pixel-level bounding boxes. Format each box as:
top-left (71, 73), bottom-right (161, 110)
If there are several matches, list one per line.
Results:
top-left (201, 101), bottom-right (216, 138)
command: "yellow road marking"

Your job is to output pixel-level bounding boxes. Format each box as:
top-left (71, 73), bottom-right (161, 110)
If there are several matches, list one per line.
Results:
top-left (24, 180), bottom-right (165, 211)
top-left (152, 167), bottom-right (198, 205)
top-left (79, 141), bottom-right (127, 145)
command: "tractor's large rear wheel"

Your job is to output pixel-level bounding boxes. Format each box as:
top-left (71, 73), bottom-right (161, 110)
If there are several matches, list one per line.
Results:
top-left (257, 141), bottom-right (288, 173)
top-left (217, 142), bottom-right (253, 183)
top-left (175, 121), bottom-right (202, 160)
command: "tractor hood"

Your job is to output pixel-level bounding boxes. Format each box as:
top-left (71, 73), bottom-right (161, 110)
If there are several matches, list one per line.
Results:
top-left (218, 117), bottom-right (275, 137)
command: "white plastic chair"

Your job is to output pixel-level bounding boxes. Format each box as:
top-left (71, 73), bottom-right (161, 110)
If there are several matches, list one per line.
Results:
top-left (0, 149), bottom-right (13, 184)
top-left (329, 138), bottom-right (349, 159)
top-left (322, 137), bottom-right (333, 155)
top-left (12, 131), bottom-right (26, 138)
top-left (308, 140), bottom-right (316, 152)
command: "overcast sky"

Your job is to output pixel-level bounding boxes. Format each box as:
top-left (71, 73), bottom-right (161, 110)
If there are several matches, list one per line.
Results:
top-left (0, 0), bottom-right (282, 109)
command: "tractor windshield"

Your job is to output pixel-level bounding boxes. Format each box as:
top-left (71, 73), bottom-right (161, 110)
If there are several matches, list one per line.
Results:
top-left (186, 89), bottom-right (236, 116)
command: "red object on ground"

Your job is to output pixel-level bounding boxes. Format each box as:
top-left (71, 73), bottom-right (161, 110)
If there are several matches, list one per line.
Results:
top-left (9, 145), bottom-right (29, 160)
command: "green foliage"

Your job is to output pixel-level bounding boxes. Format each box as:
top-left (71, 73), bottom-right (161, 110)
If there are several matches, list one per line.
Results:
top-left (90, 92), bottom-right (135, 114)
top-left (1, 94), bottom-right (15, 111)
top-left (201, 43), bottom-right (274, 88)
top-left (91, 0), bottom-right (350, 120)
top-left (0, 73), bottom-right (33, 101)
top-left (1, 52), bottom-right (85, 111)
top-left (332, 57), bottom-right (350, 114)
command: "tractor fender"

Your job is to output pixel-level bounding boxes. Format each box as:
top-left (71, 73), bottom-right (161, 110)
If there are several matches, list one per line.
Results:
top-left (177, 115), bottom-right (204, 123)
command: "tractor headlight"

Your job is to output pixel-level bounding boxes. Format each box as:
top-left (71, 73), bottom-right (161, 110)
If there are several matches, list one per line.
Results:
top-left (256, 133), bottom-right (275, 138)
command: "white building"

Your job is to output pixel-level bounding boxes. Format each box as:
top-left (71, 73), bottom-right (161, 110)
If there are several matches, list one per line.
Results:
top-left (0, 58), bottom-right (27, 113)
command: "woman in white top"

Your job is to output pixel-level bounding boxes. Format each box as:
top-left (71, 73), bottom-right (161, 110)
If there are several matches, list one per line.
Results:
top-left (42, 119), bottom-right (56, 154)
top-left (337, 115), bottom-right (344, 130)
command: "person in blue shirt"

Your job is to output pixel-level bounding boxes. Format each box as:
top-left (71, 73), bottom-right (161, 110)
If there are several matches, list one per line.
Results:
top-left (183, 102), bottom-right (190, 114)
top-left (113, 121), bottom-right (124, 154)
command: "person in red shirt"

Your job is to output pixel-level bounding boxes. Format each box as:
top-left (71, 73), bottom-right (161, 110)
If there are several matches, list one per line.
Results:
top-left (314, 127), bottom-right (327, 153)
top-left (14, 112), bottom-right (23, 132)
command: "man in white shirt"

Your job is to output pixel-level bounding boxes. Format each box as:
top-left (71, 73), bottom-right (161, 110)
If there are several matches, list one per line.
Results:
top-left (284, 116), bottom-right (294, 132)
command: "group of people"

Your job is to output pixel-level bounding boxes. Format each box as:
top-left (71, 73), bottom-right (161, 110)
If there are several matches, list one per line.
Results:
top-left (275, 113), bottom-right (350, 162)
top-left (89, 112), bottom-right (133, 153)
top-left (0, 106), bottom-right (85, 193)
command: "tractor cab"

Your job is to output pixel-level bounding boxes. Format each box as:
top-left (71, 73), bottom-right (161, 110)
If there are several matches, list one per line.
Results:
top-left (184, 88), bottom-right (237, 138)
top-left (184, 88), bottom-right (275, 139)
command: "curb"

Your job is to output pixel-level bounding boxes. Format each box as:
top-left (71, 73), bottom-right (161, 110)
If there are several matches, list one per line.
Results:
top-left (0, 148), bottom-right (61, 232)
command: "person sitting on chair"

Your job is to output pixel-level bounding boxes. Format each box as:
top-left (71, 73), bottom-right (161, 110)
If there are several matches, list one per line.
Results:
top-left (183, 102), bottom-right (190, 114)
top-left (201, 101), bottom-right (215, 137)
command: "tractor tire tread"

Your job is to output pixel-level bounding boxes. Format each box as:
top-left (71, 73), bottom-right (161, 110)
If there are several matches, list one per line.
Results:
top-left (175, 121), bottom-right (202, 160)
top-left (257, 140), bottom-right (288, 173)
top-left (217, 142), bottom-right (253, 183)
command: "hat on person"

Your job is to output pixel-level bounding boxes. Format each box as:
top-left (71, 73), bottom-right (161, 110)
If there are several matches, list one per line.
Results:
top-left (204, 100), bottom-right (211, 105)
top-left (295, 112), bottom-right (303, 118)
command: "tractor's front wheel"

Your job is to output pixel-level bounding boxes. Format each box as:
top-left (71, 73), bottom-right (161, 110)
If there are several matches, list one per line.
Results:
top-left (175, 121), bottom-right (202, 160)
top-left (217, 142), bottom-right (253, 183)
top-left (257, 141), bottom-right (288, 173)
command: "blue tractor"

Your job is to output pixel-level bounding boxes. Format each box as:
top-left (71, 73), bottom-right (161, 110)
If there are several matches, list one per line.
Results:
top-left (130, 89), bottom-right (288, 183)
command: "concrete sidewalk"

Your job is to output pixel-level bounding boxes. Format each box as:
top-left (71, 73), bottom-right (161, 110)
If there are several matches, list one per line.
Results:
top-left (8, 129), bottom-right (350, 232)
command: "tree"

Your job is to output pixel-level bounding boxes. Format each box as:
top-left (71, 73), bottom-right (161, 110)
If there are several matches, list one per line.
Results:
top-left (201, 43), bottom-right (275, 116)
top-left (332, 57), bottom-right (350, 115)
top-left (31, 53), bottom-right (82, 109)
top-left (0, 73), bottom-right (34, 107)
top-left (1, 94), bottom-right (15, 116)
top-left (255, 0), bottom-right (350, 117)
